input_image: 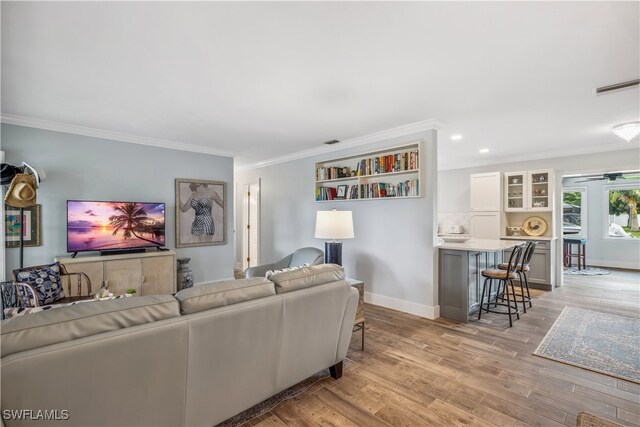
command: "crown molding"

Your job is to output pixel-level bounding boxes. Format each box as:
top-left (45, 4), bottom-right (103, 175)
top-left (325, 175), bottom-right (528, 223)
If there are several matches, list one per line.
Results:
top-left (438, 140), bottom-right (640, 171)
top-left (236, 118), bottom-right (444, 171)
top-left (0, 114), bottom-right (236, 158)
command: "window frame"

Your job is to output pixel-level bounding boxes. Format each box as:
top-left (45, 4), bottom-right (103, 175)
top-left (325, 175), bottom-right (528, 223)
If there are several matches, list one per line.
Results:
top-left (562, 186), bottom-right (587, 238)
top-left (602, 181), bottom-right (640, 242)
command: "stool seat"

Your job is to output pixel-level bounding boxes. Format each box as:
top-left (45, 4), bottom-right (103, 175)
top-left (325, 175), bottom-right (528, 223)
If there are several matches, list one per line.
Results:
top-left (497, 263), bottom-right (530, 272)
top-left (563, 237), bottom-right (587, 244)
top-left (481, 269), bottom-right (518, 280)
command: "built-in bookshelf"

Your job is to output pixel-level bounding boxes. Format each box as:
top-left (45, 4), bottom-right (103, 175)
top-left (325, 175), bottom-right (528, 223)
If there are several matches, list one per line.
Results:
top-left (315, 142), bottom-right (423, 202)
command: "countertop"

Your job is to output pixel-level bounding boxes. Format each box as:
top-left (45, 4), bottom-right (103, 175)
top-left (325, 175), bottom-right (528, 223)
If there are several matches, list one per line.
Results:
top-left (500, 236), bottom-right (557, 241)
top-left (437, 238), bottom-right (526, 252)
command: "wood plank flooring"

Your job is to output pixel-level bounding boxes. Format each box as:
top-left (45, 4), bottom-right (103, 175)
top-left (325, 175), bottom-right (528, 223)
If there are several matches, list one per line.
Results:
top-left (250, 269), bottom-right (640, 426)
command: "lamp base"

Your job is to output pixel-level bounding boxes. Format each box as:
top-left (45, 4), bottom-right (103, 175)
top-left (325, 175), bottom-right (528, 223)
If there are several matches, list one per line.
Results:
top-left (325, 241), bottom-right (343, 266)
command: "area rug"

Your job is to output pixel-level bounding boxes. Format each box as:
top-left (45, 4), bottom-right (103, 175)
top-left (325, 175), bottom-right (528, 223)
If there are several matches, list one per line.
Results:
top-left (534, 307), bottom-right (640, 384)
top-left (563, 266), bottom-right (610, 275)
top-left (576, 412), bottom-right (622, 427)
top-left (216, 358), bottom-right (356, 427)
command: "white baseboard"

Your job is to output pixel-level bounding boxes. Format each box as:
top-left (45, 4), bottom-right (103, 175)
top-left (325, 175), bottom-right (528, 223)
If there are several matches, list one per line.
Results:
top-left (364, 291), bottom-right (440, 320)
top-left (586, 259), bottom-right (640, 270)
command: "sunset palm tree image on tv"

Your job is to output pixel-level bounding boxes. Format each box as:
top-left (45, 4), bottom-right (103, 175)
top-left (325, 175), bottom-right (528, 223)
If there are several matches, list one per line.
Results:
top-left (67, 200), bottom-right (165, 253)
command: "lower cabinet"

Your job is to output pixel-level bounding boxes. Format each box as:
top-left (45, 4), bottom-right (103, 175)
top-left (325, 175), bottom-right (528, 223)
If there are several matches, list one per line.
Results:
top-left (438, 249), bottom-right (502, 323)
top-left (502, 240), bottom-right (555, 290)
top-left (56, 251), bottom-right (177, 296)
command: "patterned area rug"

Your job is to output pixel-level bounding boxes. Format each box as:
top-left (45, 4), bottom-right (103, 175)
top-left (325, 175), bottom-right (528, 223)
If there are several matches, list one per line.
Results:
top-left (576, 412), bottom-right (622, 427)
top-left (216, 358), bottom-right (355, 426)
top-left (563, 266), bottom-right (610, 275)
top-left (534, 307), bottom-right (640, 384)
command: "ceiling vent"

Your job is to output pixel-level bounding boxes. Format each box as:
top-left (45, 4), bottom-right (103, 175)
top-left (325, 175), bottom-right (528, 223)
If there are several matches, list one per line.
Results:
top-left (595, 79), bottom-right (639, 95)
top-left (323, 139), bottom-right (340, 145)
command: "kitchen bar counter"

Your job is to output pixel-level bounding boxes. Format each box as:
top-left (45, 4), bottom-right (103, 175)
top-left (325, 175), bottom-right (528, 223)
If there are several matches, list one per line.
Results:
top-left (438, 238), bottom-right (525, 323)
top-left (500, 235), bottom-right (557, 241)
top-left (438, 238), bottom-right (526, 251)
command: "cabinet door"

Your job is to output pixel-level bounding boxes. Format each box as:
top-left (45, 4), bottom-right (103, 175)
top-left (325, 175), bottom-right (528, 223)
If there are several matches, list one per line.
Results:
top-left (470, 212), bottom-right (501, 239)
top-left (141, 256), bottom-right (175, 296)
top-left (527, 250), bottom-right (550, 285)
top-left (528, 170), bottom-right (552, 211)
top-left (104, 259), bottom-right (142, 295)
top-left (504, 171), bottom-right (527, 212)
top-left (62, 261), bottom-right (104, 293)
top-left (470, 172), bottom-right (502, 211)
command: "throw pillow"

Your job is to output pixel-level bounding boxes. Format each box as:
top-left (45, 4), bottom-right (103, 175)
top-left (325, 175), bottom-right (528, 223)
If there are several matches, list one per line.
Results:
top-left (265, 263), bottom-right (310, 279)
top-left (13, 263), bottom-right (65, 306)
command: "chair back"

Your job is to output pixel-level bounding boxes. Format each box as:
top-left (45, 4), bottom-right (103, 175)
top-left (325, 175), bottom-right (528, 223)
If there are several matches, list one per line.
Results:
top-left (505, 244), bottom-right (526, 273)
top-left (59, 264), bottom-right (93, 299)
top-left (289, 247), bottom-right (324, 267)
top-left (521, 241), bottom-right (538, 267)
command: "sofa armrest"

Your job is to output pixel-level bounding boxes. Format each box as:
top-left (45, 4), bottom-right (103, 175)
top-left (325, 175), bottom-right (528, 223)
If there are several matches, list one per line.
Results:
top-left (244, 263), bottom-right (276, 278)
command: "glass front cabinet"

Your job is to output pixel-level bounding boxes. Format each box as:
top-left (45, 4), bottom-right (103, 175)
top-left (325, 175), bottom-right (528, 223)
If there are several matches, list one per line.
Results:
top-left (504, 169), bottom-right (553, 212)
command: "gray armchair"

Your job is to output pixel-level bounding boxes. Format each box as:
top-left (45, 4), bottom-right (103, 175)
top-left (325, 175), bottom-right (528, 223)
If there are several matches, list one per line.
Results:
top-left (244, 247), bottom-right (324, 278)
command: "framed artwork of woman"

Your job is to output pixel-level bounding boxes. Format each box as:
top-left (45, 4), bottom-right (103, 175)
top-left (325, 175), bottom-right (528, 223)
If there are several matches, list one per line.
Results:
top-left (175, 179), bottom-right (226, 247)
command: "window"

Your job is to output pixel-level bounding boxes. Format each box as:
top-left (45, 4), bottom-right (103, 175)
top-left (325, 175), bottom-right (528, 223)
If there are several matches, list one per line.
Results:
top-left (563, 187), bottom-right (586, 236)
top-left (605, 185), bottom-right (640, 239)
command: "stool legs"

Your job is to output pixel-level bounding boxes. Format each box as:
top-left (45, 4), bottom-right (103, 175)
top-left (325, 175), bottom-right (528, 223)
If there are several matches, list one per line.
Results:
top-left (478, 277), bottom-right (519, 327)
top-left (516, 271), bottom-right (527, 313)
top-left (478, 277), bottom-right (489, 320)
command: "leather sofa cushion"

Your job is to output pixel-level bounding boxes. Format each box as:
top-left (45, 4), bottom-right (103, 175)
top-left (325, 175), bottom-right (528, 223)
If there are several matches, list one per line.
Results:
top-left (269, 264), bottom-right (345, 294)
top-left (1, 295), bottom-right (179, 357)
top-left (175, 278), bottom-right (275, 315)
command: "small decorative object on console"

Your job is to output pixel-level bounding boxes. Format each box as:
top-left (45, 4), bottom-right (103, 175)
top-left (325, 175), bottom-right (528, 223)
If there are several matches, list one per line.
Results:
top-left (177, 258), bottom-right (194, 291)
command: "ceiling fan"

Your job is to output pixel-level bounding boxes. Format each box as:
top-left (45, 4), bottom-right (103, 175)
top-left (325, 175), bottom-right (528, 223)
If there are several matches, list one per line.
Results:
top-left (575, 172), bottom-right (640, 183)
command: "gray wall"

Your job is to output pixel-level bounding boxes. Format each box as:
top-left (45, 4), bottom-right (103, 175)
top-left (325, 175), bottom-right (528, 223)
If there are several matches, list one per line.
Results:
top-left (438, 147), bottom-right (640, 270)
top-left (1, 124), bottom-right (235, 282)
top-left (236, 130), bottom-right (439, 317)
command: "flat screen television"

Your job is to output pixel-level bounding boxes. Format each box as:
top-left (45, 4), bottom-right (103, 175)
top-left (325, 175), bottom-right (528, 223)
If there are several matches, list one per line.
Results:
top-left (67, 200), bottom-right (165, 254)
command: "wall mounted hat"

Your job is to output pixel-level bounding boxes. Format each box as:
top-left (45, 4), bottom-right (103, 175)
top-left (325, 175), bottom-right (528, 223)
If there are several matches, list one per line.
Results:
top-left (21, 162), bottom-right (47, 187)
top-left (4, 173), bottom-right (37, 208)
top-left (1, 163), bottom-right (23, 186)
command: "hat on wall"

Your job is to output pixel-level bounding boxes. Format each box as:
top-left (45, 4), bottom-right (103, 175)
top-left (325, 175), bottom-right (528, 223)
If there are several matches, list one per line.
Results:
top-left (21, 162), bottom-right (47, 188)
top-left (1, 163), bottom-right (23, 186)
top-left (4, 173), bottom-right (37, 208)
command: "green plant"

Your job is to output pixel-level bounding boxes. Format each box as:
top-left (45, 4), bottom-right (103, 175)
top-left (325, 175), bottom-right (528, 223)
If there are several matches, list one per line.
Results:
top-left (126, 288), bottom-right (137, 295)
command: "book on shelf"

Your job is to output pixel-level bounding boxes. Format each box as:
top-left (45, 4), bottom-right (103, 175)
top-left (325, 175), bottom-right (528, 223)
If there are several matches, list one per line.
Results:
top-left (354, 150), bottom-right (419, 177)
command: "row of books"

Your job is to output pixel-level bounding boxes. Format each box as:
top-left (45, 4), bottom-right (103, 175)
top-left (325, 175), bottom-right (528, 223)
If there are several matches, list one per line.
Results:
top-left (316, 166), bottom-right (350, 181)
top-left (356, 150), bottom-right (419, 176)
top-left (315, 180), bottom-right (419, 201)
top-left (316, 150), bottom-right (419, 181)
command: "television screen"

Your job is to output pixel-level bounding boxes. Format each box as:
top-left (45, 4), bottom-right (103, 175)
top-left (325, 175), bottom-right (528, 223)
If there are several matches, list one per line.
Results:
top-left (67, 200), bottom-right (165, 253)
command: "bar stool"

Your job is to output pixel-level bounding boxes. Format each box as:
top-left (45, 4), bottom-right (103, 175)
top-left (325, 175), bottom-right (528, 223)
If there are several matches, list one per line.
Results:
top-left (497, 241), bottom-right (537, 313)
top-left (478, 244), bottom-right (525, 327)
top-left (563, 237), bottom-right (587, 270)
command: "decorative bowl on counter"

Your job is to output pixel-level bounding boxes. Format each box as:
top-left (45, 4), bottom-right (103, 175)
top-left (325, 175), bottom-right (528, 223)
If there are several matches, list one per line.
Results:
top-left (439, 234), bottom-right (472, 243)
top-left (507, 226), bottom-right (523, 236)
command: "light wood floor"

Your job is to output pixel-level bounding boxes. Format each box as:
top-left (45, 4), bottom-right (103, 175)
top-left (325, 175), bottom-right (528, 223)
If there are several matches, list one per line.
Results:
top-left (249, 269), bottom-right (640, 426)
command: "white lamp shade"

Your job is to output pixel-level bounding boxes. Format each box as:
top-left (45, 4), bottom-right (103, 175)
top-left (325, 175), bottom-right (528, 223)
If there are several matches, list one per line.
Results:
top-left (315, 210), bottom-right (354, 240)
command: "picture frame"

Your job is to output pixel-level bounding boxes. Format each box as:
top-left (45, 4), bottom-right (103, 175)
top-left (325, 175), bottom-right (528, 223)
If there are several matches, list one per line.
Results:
top-left (5, 204), bottom-right (41, 248)
top-left (336, 185), bottom-right (348, 200)
top-left (175, 179), bottom-right (227, 248)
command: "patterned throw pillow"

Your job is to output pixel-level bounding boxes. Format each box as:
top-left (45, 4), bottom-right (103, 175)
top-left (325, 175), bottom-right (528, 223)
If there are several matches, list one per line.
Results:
top-left (265, 264), bottom-right (310, 279)
top-left (13, 263), bottom-right (65, 306)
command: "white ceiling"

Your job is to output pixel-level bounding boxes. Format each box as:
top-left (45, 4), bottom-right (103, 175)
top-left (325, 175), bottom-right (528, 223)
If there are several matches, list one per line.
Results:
top-left (2, 2), bottom-right (639, 170)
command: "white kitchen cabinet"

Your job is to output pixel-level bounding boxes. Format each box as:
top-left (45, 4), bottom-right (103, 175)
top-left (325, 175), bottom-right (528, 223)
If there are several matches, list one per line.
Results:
top-left (470, 212), bottom-right (501, 239)
top-left (470, 172), bottom-right (502, 211)
top-left (504, 169), bottom-right (553, 212)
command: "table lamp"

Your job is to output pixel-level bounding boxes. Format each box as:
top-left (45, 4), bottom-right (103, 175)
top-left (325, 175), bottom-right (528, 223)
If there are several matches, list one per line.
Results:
top-left (315, 209), bottom-right (354, 265)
